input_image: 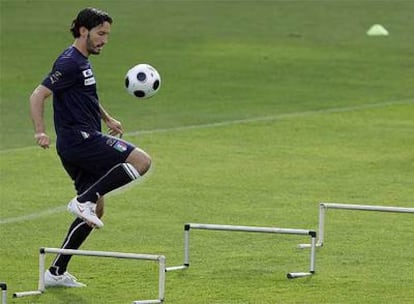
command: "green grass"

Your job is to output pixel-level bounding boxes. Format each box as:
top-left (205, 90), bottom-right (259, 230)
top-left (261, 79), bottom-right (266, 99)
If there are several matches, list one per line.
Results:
top-left (1, 0), bottom-right (413, 303)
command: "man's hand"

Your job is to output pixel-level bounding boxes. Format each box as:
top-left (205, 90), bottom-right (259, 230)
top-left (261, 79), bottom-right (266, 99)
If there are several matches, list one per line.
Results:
top-left (105, 117), bottom-right (124, 138)
top-left (35, 132), bottom-right (50, 149)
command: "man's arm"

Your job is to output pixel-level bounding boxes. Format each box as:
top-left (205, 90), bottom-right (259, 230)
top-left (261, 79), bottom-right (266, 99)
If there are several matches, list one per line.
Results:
top-left (30, 85), bottom-right (52, 149)
top-left (99, 104), bottom-right (124, 137)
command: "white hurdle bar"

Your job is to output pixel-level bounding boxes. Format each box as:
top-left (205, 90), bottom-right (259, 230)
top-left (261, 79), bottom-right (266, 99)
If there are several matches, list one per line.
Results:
top-left (299, 202), bottom-right (414, 248)
top-left (1, 283), bottom-right (7, 304)
top-left (166, 223), bottom-right (317, 279)
top-left (13, 248), bottom-right (166, 304)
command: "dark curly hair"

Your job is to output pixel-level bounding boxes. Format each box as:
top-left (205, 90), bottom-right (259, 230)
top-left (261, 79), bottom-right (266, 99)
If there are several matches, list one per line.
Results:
top-left (70, 8), bottom-right (113, 38)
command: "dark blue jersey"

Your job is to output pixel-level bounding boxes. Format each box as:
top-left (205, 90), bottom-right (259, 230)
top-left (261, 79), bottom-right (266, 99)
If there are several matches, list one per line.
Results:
top-left (42, 46), bottom-right (102, 145)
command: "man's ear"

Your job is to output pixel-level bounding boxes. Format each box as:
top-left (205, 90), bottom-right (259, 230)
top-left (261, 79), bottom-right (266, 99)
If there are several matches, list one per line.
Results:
top-left (79, 26), bottom-right (89, 38)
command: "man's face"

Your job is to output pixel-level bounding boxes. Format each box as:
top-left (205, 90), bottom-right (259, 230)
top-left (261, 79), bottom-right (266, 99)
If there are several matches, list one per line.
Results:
top-left (86, 21), bottom-right (111, 55)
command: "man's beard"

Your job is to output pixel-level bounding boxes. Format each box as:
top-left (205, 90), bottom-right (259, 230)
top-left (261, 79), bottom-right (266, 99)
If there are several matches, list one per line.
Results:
top-left (86, 34), bottom-right (101, 55)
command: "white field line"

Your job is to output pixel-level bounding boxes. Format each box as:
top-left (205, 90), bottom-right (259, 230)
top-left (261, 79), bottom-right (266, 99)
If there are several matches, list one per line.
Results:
top-left (0, 181), bottom-right (144, 225)
top-left (127, 99), bottom-right (414, 136)
top-left (0, 206), bottom-right (66, 224)
top-left (0, 99), bottom-right (413, 155)
top-left (1, 99), bottom-right (413, 225)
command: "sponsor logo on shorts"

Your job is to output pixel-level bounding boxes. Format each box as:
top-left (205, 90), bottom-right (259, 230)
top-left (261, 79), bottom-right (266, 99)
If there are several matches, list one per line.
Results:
top-left (106, 138), bottom-right (117, 146)
top-left (80, 131), bottom-right (90, 139)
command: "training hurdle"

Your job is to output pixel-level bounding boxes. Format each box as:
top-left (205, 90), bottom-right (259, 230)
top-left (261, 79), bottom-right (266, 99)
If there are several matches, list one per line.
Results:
top-left (299, 202), bottom-right (414, 248)
top-left (13, 248), bottom-right (166, 304)
top-left (166, 223), bottom-right (317, 279)
top-left (1, 283), bottom-right (7, 304)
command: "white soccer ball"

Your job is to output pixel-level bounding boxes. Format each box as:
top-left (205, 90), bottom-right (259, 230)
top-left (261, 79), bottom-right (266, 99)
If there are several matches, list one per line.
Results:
top-left (124, 64), bottom-right (161, 99)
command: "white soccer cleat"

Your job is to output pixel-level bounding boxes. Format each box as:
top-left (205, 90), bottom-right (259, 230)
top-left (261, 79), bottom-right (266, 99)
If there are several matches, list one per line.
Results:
top-left (67, 198), bottom-right (104, 228)
top-left (44, 270), bottom-right (86, 288)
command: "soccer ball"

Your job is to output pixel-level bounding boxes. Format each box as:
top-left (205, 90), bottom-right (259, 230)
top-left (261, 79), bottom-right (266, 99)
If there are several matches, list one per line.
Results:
top-left (124, 64), bottom-right (161, 99)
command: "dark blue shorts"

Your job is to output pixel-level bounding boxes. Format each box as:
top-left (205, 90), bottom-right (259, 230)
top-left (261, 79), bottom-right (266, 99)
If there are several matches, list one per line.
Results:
top-left (57, 131), bottom-right (136, 194)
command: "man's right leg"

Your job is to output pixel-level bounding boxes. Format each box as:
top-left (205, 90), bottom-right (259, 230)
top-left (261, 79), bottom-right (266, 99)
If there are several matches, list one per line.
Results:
top-left (68, 147), bottom-right (151, 227)
top-left (77, 148), bottom-right (151, 204)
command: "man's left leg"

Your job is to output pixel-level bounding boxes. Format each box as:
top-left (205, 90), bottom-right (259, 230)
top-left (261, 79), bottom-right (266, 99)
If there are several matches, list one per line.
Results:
top-left (45, 198), bottom-right (104, 287)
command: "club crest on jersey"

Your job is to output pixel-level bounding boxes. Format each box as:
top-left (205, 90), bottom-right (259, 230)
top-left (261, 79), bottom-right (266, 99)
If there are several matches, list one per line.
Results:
top-left (113, 141), bottom-right (128, 152)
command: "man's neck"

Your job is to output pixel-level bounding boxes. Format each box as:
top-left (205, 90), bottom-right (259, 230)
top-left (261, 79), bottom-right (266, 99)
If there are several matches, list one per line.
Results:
top-left (73, 39), bottom-right (89, 57)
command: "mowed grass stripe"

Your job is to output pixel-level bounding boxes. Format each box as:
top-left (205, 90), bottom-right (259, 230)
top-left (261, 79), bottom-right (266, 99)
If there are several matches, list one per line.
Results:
top-left (0, 98), bottom-right (412, 155)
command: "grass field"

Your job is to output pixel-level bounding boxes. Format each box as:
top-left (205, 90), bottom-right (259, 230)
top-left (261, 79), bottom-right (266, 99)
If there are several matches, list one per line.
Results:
top-left (1, 0), bottom-right (413, 303)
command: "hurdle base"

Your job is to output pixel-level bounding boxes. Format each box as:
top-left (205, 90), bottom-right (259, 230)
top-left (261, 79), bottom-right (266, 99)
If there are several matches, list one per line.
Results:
top-left (165, 265), bottom-right (188, 272)
top-left (13, 290), bottom-right (43, 298)
top-left (132, 300), bottom-right (163, 304)
top-left (287, 272), bottom-right (314, 279)
top-left (297, 243), bottom-right (323, 249)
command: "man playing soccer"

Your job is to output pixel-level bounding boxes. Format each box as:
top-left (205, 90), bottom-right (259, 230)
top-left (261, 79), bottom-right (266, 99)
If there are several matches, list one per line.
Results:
top-left (30, 8), bottom-right (151, 287)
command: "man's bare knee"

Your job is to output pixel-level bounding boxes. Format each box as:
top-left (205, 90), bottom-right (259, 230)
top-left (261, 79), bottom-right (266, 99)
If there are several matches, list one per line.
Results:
top-left (96, 197), bottom-right (104, 219)
top-left (126, 148), bottom-right (151, 175)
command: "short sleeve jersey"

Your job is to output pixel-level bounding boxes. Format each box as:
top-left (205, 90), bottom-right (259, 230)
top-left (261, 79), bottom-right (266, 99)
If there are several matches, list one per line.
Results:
top-left (42, 46), bottom-right (102, 142)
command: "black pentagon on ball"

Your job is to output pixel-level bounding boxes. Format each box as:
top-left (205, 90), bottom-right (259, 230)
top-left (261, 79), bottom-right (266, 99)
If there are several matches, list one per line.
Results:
top-left (134, 90), bottom-right (146, 98)
top-left (137, 72), bottom-right (146, 82)
top-left (153, 80), bottom-right (160, 91)
top-left (125, 77), bottom-right (129, 88)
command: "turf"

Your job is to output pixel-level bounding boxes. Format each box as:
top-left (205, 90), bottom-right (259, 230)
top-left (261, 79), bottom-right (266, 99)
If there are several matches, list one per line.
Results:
top-left (1, 0), bottom-right (413, 303)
